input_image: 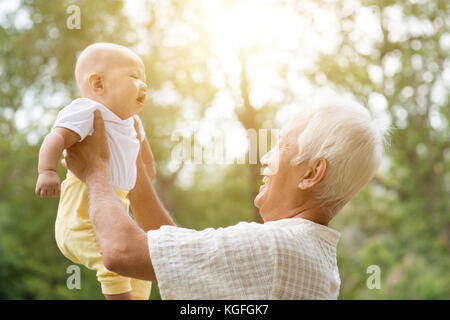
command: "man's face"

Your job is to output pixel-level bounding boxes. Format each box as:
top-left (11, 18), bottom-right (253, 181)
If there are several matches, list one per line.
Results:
top-left (103, 53), bottom-right (148, 119)
top-left (254, 115), bottom-right (310, 221)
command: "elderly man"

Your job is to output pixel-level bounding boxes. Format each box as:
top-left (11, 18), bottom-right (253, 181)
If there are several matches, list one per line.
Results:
top-left (62, 98), bottom-right (386, 299)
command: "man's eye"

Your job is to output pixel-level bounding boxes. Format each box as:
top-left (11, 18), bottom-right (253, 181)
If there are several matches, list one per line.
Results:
top-left (130, 75), bottom-right (138, 79)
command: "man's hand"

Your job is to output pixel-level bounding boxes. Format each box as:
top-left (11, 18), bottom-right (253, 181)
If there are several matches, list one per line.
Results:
top-left (61, 110), bottom-right (110, 182)
top-left (35, 170), bottom-right (60, 198)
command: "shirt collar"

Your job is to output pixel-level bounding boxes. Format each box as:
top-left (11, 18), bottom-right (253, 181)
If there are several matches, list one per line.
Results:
top-left (77, 98), bottom-right (134, 126)
top-left (267, 217), bottom-right (341, 246)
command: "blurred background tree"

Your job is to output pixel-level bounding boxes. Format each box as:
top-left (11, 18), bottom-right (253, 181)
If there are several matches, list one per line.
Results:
top-left (0, 0), bottom-right (448, 299)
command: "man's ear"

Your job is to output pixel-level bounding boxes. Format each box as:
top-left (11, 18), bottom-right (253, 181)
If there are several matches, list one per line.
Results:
top-left (298, 158), bottom-right (328, 190)
top-left (88, 73), bottom-right (104, 95)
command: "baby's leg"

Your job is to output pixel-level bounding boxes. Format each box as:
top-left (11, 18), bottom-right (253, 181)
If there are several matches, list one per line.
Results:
top-left (105, 292), bottom-right (134, 300)
top-left (58, 174), bottom-right (152, 300)
top-left (130, 278), bottom-right (152, 300)
top-left (57, 175), bottom-right (135, 299)
top-left (64, 218), bottom-right (134, 299)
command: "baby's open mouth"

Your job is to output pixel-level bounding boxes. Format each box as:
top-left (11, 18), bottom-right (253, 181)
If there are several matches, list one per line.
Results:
top-left (136, 94), bottom-right (146, 104)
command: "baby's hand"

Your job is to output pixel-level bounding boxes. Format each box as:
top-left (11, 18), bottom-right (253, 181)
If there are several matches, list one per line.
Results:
top-left (35, 170), bottom-right (61, 198)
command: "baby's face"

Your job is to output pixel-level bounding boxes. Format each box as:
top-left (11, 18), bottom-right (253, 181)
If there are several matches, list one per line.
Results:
top-left (102, 52), bottom-right (148, 119)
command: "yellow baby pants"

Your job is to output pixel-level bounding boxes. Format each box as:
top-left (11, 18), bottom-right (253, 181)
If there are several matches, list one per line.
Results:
top-left (55, 173), bottom-right (152, 299)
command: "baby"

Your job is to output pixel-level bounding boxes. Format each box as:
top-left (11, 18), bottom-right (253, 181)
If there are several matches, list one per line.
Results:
top-left (35, 43), bottom-right (155, 300)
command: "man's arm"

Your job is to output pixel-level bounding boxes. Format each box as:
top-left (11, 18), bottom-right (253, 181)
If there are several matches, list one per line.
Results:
top-left (129, 151), bottom-right (175, 231)
top-left (62, 111), bottom-right (156, 281)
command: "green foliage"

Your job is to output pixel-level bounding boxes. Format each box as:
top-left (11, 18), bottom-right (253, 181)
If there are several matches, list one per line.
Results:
top-left (1, 0), bottom-right (449, 299)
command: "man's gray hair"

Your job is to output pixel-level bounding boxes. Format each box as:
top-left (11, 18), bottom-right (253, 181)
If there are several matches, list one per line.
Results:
top-left (291, 96), bottom-right (389, 217)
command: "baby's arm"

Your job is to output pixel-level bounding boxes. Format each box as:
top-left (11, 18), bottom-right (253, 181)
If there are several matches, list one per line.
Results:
top-left (35, 127), bottom-right (81, 197)
top-left (132, 117), bottom-right (156, 180)
top-left (141, 137), bottom-right (156, 180)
